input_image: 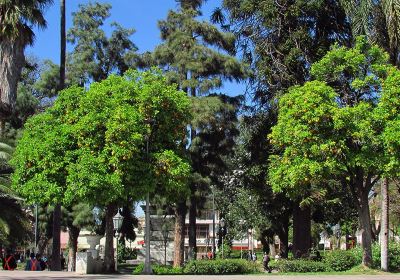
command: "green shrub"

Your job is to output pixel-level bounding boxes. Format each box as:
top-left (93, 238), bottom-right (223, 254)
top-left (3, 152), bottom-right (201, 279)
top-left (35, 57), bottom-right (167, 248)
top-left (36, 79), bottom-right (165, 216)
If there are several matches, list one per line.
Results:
top-left (183, 259), bottom-right (261, 274)
top-left (323, 249), bottom-right (359, 271)
top-left (270, 259), bottom-right (329, 273)
top-left (132, 263), bottom-right (144, 275)
top-left (132, 263), bottom-right (184, 275)
top-left (117, 243), bottom-right (137, 263)
top-left (216, 241), bottom-right (232, 259)
top-left (371, 242), bottom-right (400, 271)
top-left (152, 265), bottom-right (184, 275)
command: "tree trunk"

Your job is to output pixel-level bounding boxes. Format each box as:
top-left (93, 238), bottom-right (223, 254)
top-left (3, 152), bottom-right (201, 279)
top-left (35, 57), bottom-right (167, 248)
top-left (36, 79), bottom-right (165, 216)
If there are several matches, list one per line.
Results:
top-left (0, 38), bottom-right (24, 118)
top-left (269, 238), bottom-right (276, 257)
top-left (67, 226), bottom-right (80, 272)
top-left (278, 218), bottom-right (289, 258)
top-left (51, 204), bottom-right (62, 271)
top-left (103, 202), bottom-right (117, 273)
top-left (188, 194), bottom-right (197, 261)
top-left (357, 190), bottom-right (373, 267)
top-left (381, 178), bottom-right (389, 271)
top-left (173, 201), bottom-right (186, 267)
top-left (292, 201), bottom-right (311, 258)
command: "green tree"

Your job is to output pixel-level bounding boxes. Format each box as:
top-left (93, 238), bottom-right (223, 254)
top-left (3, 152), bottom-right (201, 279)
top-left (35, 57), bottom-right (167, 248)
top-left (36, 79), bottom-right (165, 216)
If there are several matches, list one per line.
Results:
top-left (340, 0), bottom-right (400, 66)
top-left (0, 141), bottom-right (30, 250)
top-left (216, 0), bottom-right (352, 103)
top-left (269, 37), bottom-right (399, 267)
top-left (0, 0), bottom-right (53, 119)
top-left (11, 69), bottom-right (191, 273)
top-left (67, 2), bottom-right (138, 85)
top-left (215, 0), bottom-right (353, 255)
top-left (152, 0), bottom-right (247, 264)
top-left (230, 113), bottom-right (293, 257)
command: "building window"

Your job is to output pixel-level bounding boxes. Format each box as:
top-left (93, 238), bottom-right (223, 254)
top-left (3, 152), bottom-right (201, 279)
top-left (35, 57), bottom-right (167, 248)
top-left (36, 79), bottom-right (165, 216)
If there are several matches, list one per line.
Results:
top-left (184, 225), bottom-right (209, 239)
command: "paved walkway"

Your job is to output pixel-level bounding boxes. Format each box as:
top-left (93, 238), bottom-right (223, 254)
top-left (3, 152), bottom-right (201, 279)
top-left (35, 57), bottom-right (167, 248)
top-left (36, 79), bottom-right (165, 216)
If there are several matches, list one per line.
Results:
top-left (0, 271), bottom-right (399, 280)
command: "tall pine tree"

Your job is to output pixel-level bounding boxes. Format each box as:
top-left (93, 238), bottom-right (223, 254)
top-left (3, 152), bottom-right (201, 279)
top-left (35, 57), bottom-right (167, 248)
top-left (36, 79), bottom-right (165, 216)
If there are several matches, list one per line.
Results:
top-left (151, 0), bottom-right (247, 265)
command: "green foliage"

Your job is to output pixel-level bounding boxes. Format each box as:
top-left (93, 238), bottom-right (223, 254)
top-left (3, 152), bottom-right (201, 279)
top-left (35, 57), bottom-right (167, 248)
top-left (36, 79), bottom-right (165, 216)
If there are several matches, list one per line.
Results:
top-left (269, 259), bottom-right (329, 273)
top-left (0, 0), bottom-right (52, 43)
top-left (67, 2), bottom-right (138, 85)
top-left (269, 36), bottom-right (400, 267)
top-left (219, 0), bottom-right (351, 101)
top-left (0, 141), bottom-right (31, 246)
top-left (183, 259), bottom-right (261, 274)
top-left (117, 243), bottom-right (137, 263)
top-left (132, 264), bottom-right (184, 275)
top-left (11, 69), bottom-right (191, 207)
top-left (152, 265), bottom-right (184, 275)
top-left (216, 241), bottom-right (232, 259)
top-left (132, 263), bottom-right (144, 275)
top-left (154, 4), bottom-right (247, 94)
top-left (371, 242), bottom-right (400, 271)
top-left (323, 249), bottom-right (359, 271)
top-left (269, 80), bottom-right (339, 199)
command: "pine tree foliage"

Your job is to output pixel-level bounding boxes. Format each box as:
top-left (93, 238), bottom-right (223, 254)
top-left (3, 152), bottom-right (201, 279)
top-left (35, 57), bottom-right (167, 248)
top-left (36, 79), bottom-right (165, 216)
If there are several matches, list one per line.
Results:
top-left (154, 1), bottom-right (247, 95)
top-left (67, 2), bottom-right (138, 85)
top-left (217, 0), bottom-right (352, 104)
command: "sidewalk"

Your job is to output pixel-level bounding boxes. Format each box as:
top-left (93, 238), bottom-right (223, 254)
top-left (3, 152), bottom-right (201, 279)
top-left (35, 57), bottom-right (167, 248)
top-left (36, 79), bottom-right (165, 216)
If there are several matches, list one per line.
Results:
top-left (0, 271), bottom-right (399, 280)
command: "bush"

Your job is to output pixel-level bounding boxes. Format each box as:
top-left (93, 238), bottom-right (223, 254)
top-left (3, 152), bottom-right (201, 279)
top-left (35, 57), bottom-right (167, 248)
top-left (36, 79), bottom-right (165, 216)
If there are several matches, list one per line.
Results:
top-left (270, 259), bottom-right (329, 273)
top-left (183, 259), bottom-right (261, 274)
top-left (152, 265), bottom-right (184, 275)
top-left (132, 263), bottom-right (144, 275)
top-left (216, 241), bottom-right (232, 259)
top-left (132, 264), bottom-right (183, 275)
top-left (371, 242), bottom-right (400, 271)
top-left (117, 243), bottom-right (137, 263)
top-left (323, 249), bottom-right (359, 271)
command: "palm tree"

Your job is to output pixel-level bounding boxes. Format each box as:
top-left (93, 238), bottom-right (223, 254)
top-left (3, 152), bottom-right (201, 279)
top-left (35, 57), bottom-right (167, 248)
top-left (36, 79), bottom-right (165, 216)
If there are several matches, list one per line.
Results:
top-left (51, 0), bottom-right (65, 271)
top-left (0, 0), bottom-right (53, 118)
top-left (340, 0), bottom-right (400, 65)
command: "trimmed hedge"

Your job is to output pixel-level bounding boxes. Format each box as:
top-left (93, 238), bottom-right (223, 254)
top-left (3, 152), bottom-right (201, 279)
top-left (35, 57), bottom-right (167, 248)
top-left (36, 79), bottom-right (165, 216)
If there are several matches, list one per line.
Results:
top-left (183, 259), bottom-right (261, 274)
top-left (132, 264), bottom-right (184, 275)
top-left (323, 249), bottom-right (359, 271)
top-left (269, 259), bottom-right (328, 273)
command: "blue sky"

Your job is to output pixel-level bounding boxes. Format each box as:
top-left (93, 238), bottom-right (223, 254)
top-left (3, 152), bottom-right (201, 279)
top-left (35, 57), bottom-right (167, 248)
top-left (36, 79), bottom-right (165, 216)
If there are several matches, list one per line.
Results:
top-left (27, 0), bottom-right (246, 97)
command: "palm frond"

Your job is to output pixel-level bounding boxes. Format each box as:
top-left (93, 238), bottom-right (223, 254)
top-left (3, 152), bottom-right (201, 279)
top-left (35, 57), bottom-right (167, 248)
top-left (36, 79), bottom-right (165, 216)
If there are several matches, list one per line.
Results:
top-left (382, 0), bottom-right (400, 50)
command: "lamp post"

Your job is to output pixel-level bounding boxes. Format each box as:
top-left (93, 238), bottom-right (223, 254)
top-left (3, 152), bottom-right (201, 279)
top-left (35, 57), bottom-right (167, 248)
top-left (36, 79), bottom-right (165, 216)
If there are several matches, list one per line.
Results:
top-left (219, 218), bottom-right (225, 259)
top-left (144, 118), bottom-right (156, 274)
top-left (113, 211), bottom-right (123, 272)
top-left (34, 204), bottom-right (38, 253)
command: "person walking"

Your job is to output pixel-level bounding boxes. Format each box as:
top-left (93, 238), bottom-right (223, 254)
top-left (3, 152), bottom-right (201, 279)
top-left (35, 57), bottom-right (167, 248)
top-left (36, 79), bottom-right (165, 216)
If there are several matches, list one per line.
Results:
top-left (263, 252), bottom-right (272, 273)
top-left (2, 250), bottom-right (17, 270)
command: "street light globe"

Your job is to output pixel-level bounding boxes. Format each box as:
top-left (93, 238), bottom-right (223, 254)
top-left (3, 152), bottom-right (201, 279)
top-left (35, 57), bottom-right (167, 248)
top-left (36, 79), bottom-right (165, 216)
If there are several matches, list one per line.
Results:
top-left (113, 211), bottom-right (123, 231)
top-left (220, 217), bottom-right (225, 228)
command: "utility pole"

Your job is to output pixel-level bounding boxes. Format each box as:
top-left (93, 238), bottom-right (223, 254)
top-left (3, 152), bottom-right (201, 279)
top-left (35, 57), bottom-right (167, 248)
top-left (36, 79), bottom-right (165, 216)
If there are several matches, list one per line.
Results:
top-left (212, 186), bottom-right (216, 259)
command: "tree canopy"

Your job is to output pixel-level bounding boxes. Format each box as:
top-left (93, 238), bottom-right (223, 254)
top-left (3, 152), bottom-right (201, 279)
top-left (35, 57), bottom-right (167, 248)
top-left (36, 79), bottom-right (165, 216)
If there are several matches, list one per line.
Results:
top-left (11, 69), bottom-right (191, 206)
top-left (269, 37), bottom-right (400, 266)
